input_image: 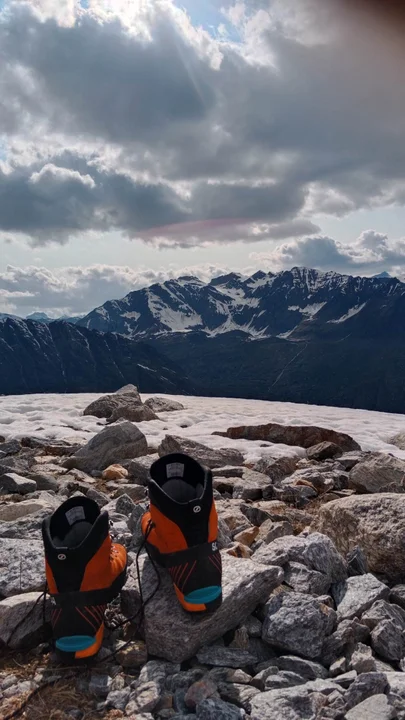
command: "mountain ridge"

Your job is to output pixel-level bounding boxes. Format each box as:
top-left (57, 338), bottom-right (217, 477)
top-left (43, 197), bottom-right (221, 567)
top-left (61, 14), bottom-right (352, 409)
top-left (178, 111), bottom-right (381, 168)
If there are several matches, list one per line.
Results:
top-left (76, 266), bottom-right (405, 343)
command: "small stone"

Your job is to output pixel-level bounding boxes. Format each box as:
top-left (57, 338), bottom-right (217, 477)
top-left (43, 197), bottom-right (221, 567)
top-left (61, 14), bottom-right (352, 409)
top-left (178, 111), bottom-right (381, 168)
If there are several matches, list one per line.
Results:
top-left (262, 592), bottom-right (336, 659)
top-left (257, 519), bottom-right (294, 544)
top-left (89, 674), bottom-right (112, 698)
top-left (196, 647), bottom-right (257, 668)
top-left (333, 670), bottom-right (358, 688)
top-left (102, 464), bottom-right (129, 481)
top-left (114, 484), bottom-right (147, 502)
top-left (86, 487), bottom-right (110, 506)
top-left (184, 679), bottom-right (217, 709)
top-left (251, 666), bottom-right (279, 690)
top-left (307, 442), bottom-right (342, 461)
top-left (225, 542), bottom-right (253, 559)
top-left (0, 473), bottom-right (37, 495)
top-left (228, 670), bottom-right (252, 685)
top-left (275, 656), bottom-right (328, 680)
top-left (371, 619), bottom-right (405, 662)
top-left (328, 658), bottom-right (347, 677)
top-left (345, 694), bottom-right (396, 720)
top-left (333, 574), bottom-right (390, 621)
top-left (196, 697), bottom-right (246, 719)
top-left (218, 682), bottom-right (260, 711)
top-left (244, 615), bottom-right (262, 638)
top-left (106, 688), bottom-right (131, 710)
top-left (229, 626), bottom-right (250, 650)
top-left (347, 547), bottom-right (368, 577)
top-left (350, 643), bottom-right (376, 674)
top-left (284, 561), bottom-right (331, 595)
top-left (390, 584), bottom-right (405, 610)
top-left (233, 527), bottom-right (259, 547)
top-left (116, 640), bottom-right (148, 668)
top-left (344, 672), bottom-right (387, 710)
top-left (263, 672), bottom-right (306, 690)
top-left (0, 591), bottom-right (50, 649)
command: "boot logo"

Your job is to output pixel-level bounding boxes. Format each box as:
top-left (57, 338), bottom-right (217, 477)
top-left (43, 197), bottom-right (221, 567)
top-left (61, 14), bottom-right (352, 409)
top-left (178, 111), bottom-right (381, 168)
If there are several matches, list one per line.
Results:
top-left (193, 505), bottom-right (202, 514)
top-left (212, 542), bottom-right (218, 552)
top-left (58, 554), bottom-right (67, 561)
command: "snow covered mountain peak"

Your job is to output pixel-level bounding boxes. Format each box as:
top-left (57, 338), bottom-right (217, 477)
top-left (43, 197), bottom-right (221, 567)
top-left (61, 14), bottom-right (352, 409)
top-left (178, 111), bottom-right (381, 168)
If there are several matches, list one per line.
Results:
top-left (77, 267), bottom-right (405, 342)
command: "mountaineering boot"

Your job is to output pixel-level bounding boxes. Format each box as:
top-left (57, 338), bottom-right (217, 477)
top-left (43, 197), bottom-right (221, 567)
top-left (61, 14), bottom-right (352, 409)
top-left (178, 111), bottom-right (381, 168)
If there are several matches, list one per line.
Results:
top-left (42, 496), bottom-right (127, 662)
top-left (141, 453), bottom-right (222, 613)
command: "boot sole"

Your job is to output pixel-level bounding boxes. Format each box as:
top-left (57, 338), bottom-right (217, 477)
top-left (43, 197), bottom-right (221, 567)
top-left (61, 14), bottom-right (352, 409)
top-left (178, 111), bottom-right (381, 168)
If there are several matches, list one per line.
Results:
top-left (54, 567), bottom-right (128, 663)
top-left (146, 541), bottom-right (222, 614)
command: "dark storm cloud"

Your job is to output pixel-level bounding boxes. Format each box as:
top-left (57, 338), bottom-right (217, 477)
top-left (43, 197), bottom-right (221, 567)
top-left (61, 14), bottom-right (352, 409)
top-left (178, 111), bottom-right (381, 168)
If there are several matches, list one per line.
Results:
top-left (1, 0), bottom-right (405, 245)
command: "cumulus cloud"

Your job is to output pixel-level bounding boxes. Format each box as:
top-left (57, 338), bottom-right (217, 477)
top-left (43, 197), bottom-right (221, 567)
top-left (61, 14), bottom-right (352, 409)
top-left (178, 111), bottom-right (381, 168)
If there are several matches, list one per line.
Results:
top-left (0, 0), bottom-right (404, 247)
top-left (0, 262), bottom-right (231, 316)
top-left (251, 230), bottom-right (405, 275)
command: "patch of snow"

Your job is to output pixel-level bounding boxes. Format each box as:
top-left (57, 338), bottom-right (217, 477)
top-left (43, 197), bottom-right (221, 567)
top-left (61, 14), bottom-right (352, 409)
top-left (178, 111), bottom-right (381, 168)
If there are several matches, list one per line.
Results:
top-left (95, 307), bottom-right (108, 319)
top-left (277, 329), bottom-right (294, 339)
top-left (288, 303), bottom-right (326, 317)
top-left (137, 364), bottom-right (156, 372)
top-left (1, 393), bottom-right (405, 464)
top-left (329, 303), bottom-right (367, 323)
top-left (147, 291), bottom-right (203, 332)
top-left (122, 311), bottom-right (141, 321)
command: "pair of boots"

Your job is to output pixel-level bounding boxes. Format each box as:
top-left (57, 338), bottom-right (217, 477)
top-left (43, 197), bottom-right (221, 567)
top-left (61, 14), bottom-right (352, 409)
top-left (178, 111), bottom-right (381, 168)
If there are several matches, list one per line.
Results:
top-left (43, 453), bottom-right (222, 662)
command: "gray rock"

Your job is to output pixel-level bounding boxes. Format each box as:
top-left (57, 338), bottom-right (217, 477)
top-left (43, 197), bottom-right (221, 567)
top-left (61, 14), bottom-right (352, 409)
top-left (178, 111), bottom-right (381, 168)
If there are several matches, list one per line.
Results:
top-left (106, 688), bottom-right (131, 710)
top-left (86, 487), bottom-right (110, 506)
top-left (196, 698), bottom-right (246, 719)
top-left (0, 473), bottom-right (37, 495)
top-left (257, 519), bottom-right (294, 544)
top-left (284, 561), bottom-right (331, 595)
top-left (333, 574), bottom-right (390, 621)
top-left (337, 453), bottom-right (364, 471)
top-left (123, 454), bottom-right (158, 485)
top-left (84, 386), bottom-right (142, 418)
top-left (349, 643), bottom-right (376, 674)
top-left (0, 538), bottom-right (44, 597)
top-left (329, 657), bottom-right (347, 677)
top-left (262, 592), bottom-right (336, 659)
top-left (196, 647), bottom-right (258, 668)
top-left (170, 669), bottom-right (206, 693)
top-left (64, 422), bottom-right (148, 473)
top-left (0, 439), bottom-right (21, 457)
top-left (344, 672), bottom-right (387, 710)
top-left (184, 677), bottom-right (217, 709)
top-left (345, 694), bottom-right (396, 720)
top-left (121, 553), bottom-right (283, 663)
top-left (128, 660), bottom-right (179, 715)
top-left (254, 456), bottom-right (299, 482)
top-left (244, 615), bottom-right (262, 638)
top-left (371, 620), bottom-right (405, 662)
top-left (333, 670), bottom-right (357, 688)
top-left (350, 454), bottom-right (405, 493)
top-left (213, 467), bottom-right (244, 478)
top-left (114, 484), bottom-right (147, 502)
top-left (307, 442), bottom-right (342, 461)
top-left (275, 656), bottom-right (328, 680)
top-left (315, 493), bottom-right (405, 582)
top-left (263, 672), bottom-right (307, 690)
top-left (362, 599), bottom-right (405, 630)
top-left (0, 496), bottom-right (57, 524)
top-left (158, 435), bottom-right (244, 468)
top-left (347, 547), bottom-right (368, 577)
top-left (321, 619), bottom-right (370, 667)
top-left (0, 591), bottom-right (50, 649)
top-left (390, 585), bottom-right (405, 610)
top-left (89, 674), bottom-right (112, 698)
top-left (144, 397), bottom-right (184, 413)
top-left (28, 473), bottom-right (60, 493)
top-left (254, 532), bottom-right (346, 587)
top-left (250, 680), bottom-right (339, 720)
top-left (232, 470), bottom-right (273, 501)
top-left (218, 682), bottom-right (260, 711)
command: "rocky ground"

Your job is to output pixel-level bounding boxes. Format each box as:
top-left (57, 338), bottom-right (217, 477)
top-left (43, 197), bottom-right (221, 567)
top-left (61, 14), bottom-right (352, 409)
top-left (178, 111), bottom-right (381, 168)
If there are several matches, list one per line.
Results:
top-left (1, 386), bottom-right (405, 719)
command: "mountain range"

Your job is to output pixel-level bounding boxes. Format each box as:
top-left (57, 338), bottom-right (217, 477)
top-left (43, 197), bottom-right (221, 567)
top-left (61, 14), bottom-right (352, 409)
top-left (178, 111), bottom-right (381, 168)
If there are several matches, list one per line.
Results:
top-left (77, 267), bottom-right (405, 343)
top-left (0, 318), bottom-right (189, 396)
top-left (1, 267), bottom-right (405, 412)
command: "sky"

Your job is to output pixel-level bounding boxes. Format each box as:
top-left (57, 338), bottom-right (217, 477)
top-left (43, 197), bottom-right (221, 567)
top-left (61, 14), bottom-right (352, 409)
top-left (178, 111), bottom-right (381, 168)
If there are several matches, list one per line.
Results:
top-left (2, 0), bottom-right (405, 316)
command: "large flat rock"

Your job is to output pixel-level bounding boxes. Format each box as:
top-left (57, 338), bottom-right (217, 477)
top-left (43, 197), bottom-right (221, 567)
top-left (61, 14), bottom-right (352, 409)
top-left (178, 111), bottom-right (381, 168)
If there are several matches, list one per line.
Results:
top-left (0, 538), bottom-right (45, 598)
top-left (121, 553), bottom-right (283, 663)
top-left (314, 494), bottom-right (405, 582)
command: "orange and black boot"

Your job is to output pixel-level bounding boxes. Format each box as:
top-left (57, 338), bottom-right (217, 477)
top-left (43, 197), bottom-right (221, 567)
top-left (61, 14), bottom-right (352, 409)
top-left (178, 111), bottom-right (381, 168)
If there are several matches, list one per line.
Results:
top-left (42, 496), bottom-right (127, 662)
top-left (141, 453), bottom-right (222, 613)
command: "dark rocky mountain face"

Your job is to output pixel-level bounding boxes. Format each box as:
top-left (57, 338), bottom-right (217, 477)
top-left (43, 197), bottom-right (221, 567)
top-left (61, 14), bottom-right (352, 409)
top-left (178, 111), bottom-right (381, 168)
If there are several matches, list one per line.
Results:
top-left (0, 318), bottom-right (191, 395)
top-left (77, 267), bottom-right (405, 343)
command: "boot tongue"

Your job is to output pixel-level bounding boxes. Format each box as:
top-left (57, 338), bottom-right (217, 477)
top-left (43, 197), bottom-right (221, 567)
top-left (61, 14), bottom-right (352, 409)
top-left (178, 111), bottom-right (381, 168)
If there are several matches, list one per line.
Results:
top-left (53, 505), bottom-right (92, 548)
